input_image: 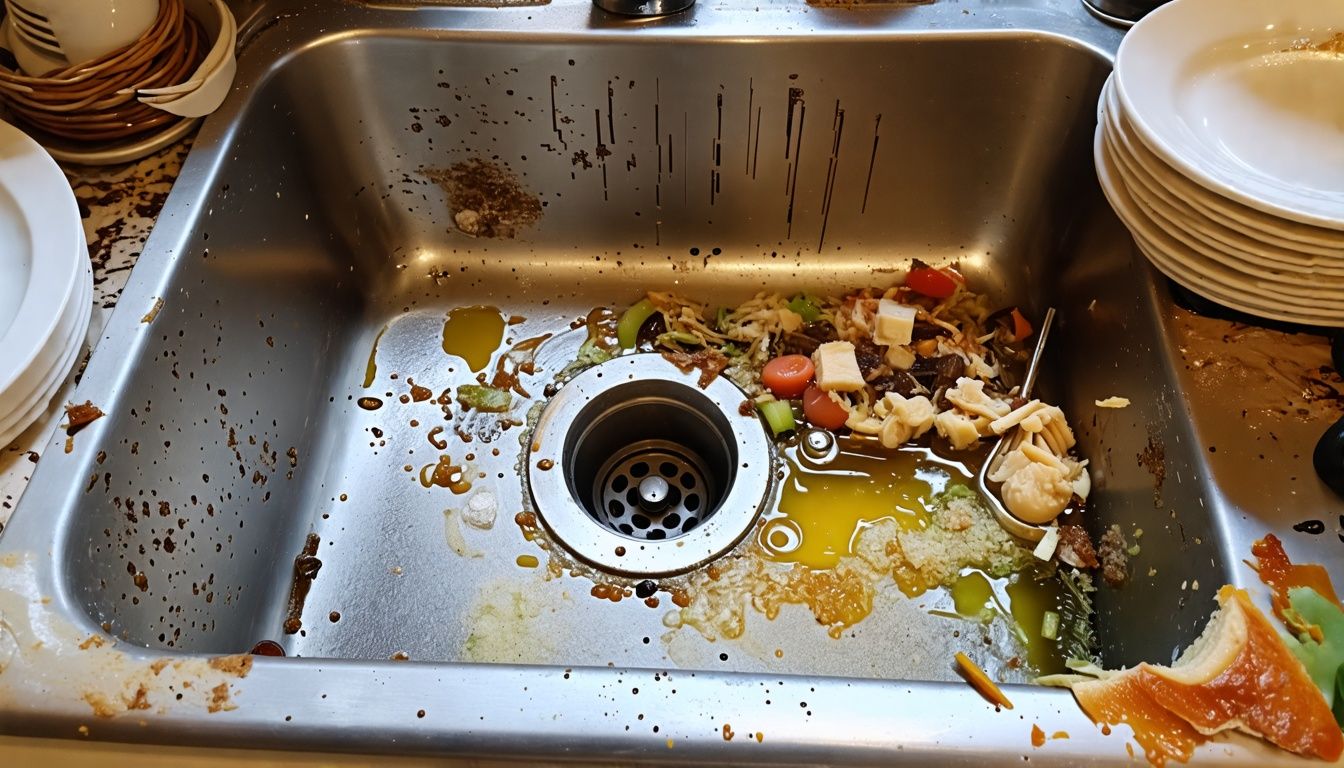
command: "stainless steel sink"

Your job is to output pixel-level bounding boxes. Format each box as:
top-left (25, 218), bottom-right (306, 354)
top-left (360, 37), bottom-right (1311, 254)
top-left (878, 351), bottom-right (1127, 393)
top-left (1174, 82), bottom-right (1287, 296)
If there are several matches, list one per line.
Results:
top-left (1, 1), bottom-right (1338, 764)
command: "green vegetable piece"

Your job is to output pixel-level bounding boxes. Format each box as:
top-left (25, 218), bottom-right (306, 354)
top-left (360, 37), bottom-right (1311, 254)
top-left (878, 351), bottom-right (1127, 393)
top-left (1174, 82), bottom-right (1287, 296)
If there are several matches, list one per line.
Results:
top-left (1284, 586), bottom-right (1344, 709)
top-left (757, 399), bottom-right (797, 437)
top-left (715, 306), bottom-right (730, 333)
top-left (617, 299), bottom-right (657, 349)
top-left (787, 294), bottom-right (821, 323)
top-left (1334, 663), bottom-right (1344, 728)
top-left (457, 384), bottom-right (512, 413)
top-left (1041, 610), bottom-right (1060, 641)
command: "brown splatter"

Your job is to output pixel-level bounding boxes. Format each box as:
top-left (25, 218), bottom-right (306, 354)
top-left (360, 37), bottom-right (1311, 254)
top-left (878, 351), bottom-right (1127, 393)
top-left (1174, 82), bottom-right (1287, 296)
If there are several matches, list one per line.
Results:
top-left (206, 682), bottom-right (236, 713)
top-left (661, 349), bottom-right (730, 388)
top-left (249, 640), bottom-right (285, 657)
top-left (422, 158), bottom-right (542, 238)
top-left (64, 401), bottom-right (104, 436)
top-left (408, 378), bottom-right (433, 402)
top-left (282, 534), bottom-right (322, 634)
top-left (78, 635), bottom-right (107, 650)
top-left (82, 692), bottom-right (119, 718)
top-left (208, 654), bottom-right (253, 678)
top-left (125, 685), bottom-right (151, 711)
top-left (722, 723), bottom-right (735, 741)
top-left (1137, 432), bottom-right (1165, 508)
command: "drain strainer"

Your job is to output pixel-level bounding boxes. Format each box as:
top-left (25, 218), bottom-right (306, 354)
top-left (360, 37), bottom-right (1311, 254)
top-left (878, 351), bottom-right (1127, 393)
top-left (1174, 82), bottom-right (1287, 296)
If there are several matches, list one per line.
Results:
top-left (526, 353), bottom-right (773, 578)
top-left (594, 442), bottom-right (714, 540)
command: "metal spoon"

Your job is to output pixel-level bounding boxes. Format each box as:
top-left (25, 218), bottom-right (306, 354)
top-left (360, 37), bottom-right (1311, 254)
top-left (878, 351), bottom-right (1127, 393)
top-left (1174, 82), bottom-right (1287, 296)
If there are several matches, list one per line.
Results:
top-left (977, 307), bottom-right (1057, 542)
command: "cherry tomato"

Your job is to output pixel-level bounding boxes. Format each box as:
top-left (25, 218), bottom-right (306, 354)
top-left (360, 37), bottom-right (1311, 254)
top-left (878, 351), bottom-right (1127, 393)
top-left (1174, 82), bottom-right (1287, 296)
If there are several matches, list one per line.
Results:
top-left (802, 386), bottom-right (849, 430)
top-left (905, 266), bottom-right (961, 299)
top-left (761, 355), bottom-right (815, 399)
top-left (1010, 307), bottom-right (1033, 341)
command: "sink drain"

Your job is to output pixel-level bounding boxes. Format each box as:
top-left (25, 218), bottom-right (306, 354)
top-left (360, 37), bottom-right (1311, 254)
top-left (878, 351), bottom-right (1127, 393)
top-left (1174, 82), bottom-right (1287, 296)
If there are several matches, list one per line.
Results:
top-left (595, 442), bottom-right (712, 540)
top-left (526, 353), bottom-right (773, 578)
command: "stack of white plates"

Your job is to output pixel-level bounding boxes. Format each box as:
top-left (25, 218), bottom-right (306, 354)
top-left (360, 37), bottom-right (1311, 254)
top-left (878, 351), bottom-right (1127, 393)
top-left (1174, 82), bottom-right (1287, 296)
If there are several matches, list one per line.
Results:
top-left (1096, 0), bottom-right (1344, 327)
top-left (0, 119), bottom-right (92, 448)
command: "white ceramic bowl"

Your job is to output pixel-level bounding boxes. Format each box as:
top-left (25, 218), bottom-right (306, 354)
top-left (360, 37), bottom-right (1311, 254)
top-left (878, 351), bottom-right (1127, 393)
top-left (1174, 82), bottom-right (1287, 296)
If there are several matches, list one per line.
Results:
top-left (0, 120), bottom-right (83, 418)
top-left (1095, 125), bottom-right (1344, 326)
top-left (138, 0), bottom-right (237, 119)
top-left (1115, 0), bottom-right (1344, 229)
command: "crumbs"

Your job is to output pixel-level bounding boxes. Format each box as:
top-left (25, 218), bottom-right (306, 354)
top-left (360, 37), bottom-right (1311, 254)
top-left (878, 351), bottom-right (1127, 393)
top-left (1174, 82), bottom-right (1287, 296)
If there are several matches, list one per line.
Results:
top-left (206, 682), bottom-right (236, 713)
top-left (140, 297), bottom-right (164, 323)
top-left (207, 654), bottom-right (253, 678)
top-left (422, 159), bottom-right (542, 239)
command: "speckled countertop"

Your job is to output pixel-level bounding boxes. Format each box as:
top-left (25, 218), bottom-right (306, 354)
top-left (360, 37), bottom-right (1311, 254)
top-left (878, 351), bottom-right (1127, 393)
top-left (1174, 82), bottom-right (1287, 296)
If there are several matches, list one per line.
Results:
top-left (0, 141), bottom-right (191, 532)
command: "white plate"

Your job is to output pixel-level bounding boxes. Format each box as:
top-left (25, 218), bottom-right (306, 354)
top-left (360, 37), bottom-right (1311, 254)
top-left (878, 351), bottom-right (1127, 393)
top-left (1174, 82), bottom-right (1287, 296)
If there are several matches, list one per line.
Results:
top-left (1104, 127), bottom-right (1344, 295)
top-left (1096, 127), bottom-right (1344, 315)
top-left (0, 121), bottom-right (83, 415)
top-left (1134, 237), bottom-right (1342, 328)
top-left (1102, 103), bottom-right (1344, 281)
top-left (1101, 76), bottom-right (1344, 264)
top-left (1115, 0), bottom-right (1344, 229)
top-left (1095, 125), bottom-right (1344, 326)
top-left (0, 261), bottom-right (90, 444)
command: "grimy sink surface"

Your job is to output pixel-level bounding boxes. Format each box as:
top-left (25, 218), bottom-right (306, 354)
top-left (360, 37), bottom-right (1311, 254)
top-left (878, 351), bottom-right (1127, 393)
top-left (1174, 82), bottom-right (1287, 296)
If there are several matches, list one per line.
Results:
top-left (2, 0), bottom-right (1340, 764)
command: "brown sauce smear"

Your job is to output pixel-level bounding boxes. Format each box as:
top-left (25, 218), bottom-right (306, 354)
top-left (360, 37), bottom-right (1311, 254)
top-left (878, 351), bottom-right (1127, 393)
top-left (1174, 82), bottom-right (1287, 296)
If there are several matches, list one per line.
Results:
top-left (282, 534), bottom-right (322, 634)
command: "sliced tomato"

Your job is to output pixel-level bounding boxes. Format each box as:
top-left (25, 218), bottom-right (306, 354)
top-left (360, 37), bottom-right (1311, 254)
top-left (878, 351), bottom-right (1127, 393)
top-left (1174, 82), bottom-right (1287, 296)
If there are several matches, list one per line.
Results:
top-left (905, 266), bottom-right (961, 299)
top-left (762, 355), bottom-right (815, 399)
top-left (1010, 307), bottom-right (1033, 341)
top-left (802, 386), bottom-right (849, 430)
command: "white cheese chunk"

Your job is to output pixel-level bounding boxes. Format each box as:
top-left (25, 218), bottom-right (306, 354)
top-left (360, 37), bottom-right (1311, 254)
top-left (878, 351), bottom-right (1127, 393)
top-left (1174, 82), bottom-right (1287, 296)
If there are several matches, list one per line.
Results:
top-left (934, 410), bottom-right (982, 450)
top-left (1033, 525), bottom-right (1061, 561)
top-left (872, 299), bottom-right (917, 347)
top-left (885, 344), bottom-right (916, 371)
top-left (812, 341), bottom-right (866, 392)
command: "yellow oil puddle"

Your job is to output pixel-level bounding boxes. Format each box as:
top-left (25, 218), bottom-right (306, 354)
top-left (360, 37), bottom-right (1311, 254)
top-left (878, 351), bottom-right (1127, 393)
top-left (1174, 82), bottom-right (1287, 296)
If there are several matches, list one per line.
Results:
top-left (363, 325), bottom-right (387, 388)
top-left (757, 439), bottom-right (956, 571)
top-left (442, 305), bottom-right (505, 372)
top-left (941, 568), bottom-right (1067, 675)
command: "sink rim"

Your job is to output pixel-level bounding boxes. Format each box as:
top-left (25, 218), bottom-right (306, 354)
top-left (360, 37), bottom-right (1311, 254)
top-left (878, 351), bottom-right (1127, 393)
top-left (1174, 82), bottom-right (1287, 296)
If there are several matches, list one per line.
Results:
top-left (4, 2), bottom-right (1307, 765)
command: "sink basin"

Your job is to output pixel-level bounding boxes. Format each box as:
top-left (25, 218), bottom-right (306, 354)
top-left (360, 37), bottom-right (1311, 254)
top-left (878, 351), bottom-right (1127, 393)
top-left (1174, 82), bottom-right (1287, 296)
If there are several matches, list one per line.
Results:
top-left (1, 1), bottom-right (1338, 764)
